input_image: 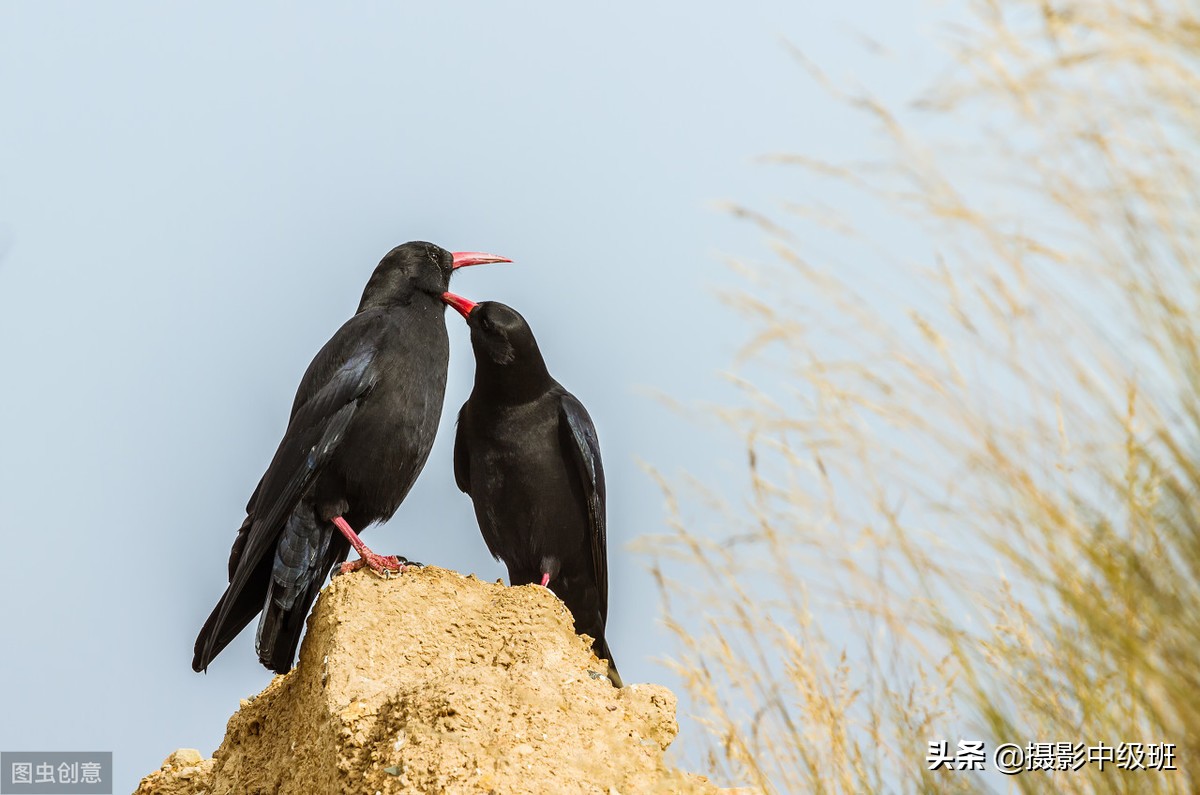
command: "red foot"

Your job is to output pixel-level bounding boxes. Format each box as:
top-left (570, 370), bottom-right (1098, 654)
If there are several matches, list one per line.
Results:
top-left (331, 516), bottom-right (404, 578)
top-left (540, 572), bottom-right (550, 587)
top-left (338, 553), bottom-right (405, 577)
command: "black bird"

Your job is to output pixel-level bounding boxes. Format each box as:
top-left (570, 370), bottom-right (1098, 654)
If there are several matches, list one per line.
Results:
top-left (443, 293), bottom-right (622, 687)
top-left (192, 242), bottom-right (510, 674)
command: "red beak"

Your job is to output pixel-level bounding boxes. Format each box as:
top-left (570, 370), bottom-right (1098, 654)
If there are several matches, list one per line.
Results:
top-left (441, 291), bottom-right (477, 320)
top-left (451, 251), bottom-right (511, 269)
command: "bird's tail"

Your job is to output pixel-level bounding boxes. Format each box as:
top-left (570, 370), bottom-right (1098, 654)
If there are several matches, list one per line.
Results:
top-left (255, 507), bottom-right (346, 674)
top-left (192, 554), bottom-right (271, 672)
top-left (594, 636), bottom-right (623, 688)
top-left (549, 580), bottom-right (623, 688)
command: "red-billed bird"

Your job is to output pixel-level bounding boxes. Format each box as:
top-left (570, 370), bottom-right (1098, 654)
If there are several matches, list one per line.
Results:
top-left (443, 292), bottom-right (621, 687)
top-left (193, 242), bottom-right (510, 674)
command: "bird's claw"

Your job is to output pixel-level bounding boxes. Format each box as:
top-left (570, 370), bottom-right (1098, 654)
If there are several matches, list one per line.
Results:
top-left (379, 556), bottom-right (425, 576)
top-left (337, 553), bottom-right (422, 578)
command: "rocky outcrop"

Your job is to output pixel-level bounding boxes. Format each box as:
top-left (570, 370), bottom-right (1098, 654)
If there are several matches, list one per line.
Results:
top-left (136, 566), bottom-right (729, 794)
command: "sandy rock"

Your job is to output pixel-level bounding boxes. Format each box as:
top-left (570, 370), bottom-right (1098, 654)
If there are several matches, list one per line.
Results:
top-left (135, 749), bottom-right (214, 794)
top-left (137, 566), bottom-right (728, 794)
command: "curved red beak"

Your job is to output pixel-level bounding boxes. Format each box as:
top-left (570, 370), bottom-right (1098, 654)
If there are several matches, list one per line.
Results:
top-left (441, 291), bottom-right (477, 320)
top-left (451, 251), bottom-right (511, 269)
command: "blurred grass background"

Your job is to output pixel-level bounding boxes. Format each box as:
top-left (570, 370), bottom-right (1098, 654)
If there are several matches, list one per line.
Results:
top-left (651, 1), bottom-right (1200, 792)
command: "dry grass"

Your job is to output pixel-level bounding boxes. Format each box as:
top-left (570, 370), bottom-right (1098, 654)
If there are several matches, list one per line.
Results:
top-left (648, 1), bottom-right (1200, 792)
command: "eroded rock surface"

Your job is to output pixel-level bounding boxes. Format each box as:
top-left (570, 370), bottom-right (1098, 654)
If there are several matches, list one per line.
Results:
top-left (136, 567), bottom-right (726, 794)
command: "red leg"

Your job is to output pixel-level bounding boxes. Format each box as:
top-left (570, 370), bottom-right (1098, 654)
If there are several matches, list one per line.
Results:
top-left (331, 516), bottom-right (404, 576)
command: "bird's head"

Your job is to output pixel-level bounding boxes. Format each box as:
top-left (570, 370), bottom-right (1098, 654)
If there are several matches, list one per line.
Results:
top-left (442, 293), bottom-right (547, 374)
top-left (358, 242), bottom-right (510, 311)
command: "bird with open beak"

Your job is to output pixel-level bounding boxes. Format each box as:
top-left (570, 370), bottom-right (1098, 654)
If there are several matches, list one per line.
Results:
top-left (194, 242), bottom-right (510, 675)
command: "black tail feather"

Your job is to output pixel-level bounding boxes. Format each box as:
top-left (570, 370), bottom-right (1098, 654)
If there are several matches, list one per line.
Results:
top-left (255, 532), bottom-right (349, 674)
top-left (595, 635), bottom-right (623, 688)
top-left (192, 552), bottom-right (271, 672)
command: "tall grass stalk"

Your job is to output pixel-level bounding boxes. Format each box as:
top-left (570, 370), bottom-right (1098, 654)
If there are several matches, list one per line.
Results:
top-left (651, 2), bottom-right (1200, 792)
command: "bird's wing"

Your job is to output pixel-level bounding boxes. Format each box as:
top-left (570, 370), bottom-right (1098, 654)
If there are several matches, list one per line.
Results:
top-left (234, 343), bottom-right (377, 586)
top-left (558, 392), bottom-right (609, 621)
top-left (223, 311), bottom-right (386, 582)
top-left (452, 405), bottom-right (472, 495)
top-left (225, 477), bottom-right (264, 580)
top-left (210, 336), bottom-right (380, 647)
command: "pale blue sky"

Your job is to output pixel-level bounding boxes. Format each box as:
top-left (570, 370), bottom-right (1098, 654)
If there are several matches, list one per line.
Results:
top-left (0, 2), bottom-right (937, 790)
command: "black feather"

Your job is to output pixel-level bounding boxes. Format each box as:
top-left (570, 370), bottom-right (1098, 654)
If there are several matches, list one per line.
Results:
top-left (193, 242), bottom-right (463, 674)
top-left (452, 301), bottom-right (621, 687)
